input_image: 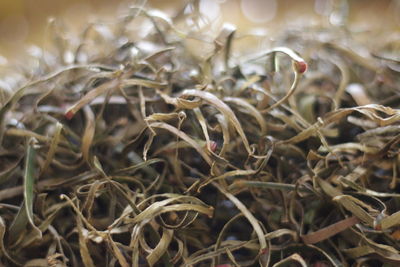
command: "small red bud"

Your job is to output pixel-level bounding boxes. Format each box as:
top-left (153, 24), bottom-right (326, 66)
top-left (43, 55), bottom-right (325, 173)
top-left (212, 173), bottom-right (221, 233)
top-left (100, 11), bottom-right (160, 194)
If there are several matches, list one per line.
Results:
top-left (210, 141), bottom-right (217, 152)
top-left (374, 223), bottom-right (382, 231)
top-left (294, 60), bottom-right (307, 74)
top-left (65, 110), bottom-right (74, 120)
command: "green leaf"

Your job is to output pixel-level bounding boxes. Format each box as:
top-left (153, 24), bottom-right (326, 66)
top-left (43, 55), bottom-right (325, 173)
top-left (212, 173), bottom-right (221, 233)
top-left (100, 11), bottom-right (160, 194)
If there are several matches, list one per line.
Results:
top-left (8, 138), bottom-right (42, 245)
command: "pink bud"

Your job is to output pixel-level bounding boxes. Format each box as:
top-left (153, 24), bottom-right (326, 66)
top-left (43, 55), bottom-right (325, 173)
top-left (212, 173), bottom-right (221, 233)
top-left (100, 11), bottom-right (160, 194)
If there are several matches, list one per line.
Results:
top-left (65, 110), bottom-right (74, 120)
top-left (294, 60), bottom-right (307, 74)
top-left (210, 141), bottom-right (217, 152)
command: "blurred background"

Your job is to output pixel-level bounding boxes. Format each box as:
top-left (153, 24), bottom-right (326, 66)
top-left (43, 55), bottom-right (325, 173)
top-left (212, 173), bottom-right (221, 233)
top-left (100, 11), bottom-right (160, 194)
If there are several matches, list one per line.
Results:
top-left (0, 0), bottom-right (398, 62)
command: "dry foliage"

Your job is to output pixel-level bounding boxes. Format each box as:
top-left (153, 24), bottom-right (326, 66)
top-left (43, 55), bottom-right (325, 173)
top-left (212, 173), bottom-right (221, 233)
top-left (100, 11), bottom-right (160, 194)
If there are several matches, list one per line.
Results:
top-left (0, 1), bottom-right (399, 266)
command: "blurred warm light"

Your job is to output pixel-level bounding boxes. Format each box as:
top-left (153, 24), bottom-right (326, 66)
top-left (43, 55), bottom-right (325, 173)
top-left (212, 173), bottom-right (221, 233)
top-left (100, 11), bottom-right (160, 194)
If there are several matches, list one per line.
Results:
top-left (0, 14), bottom-right (28, 43)
top-left (0, 0), bottom-right (398, 60)
top-left (314, 0), bottom-right (333, 16)
top-left (240, 0), bottom-right (277, 23)
top-left (199, 0), bottom-right (221, 21)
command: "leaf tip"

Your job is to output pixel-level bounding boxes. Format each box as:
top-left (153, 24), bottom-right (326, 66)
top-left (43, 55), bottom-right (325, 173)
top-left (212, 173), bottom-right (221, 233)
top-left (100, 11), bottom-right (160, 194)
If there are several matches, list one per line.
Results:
top-left (210, 141), bottom-right (217, 152)
top-left (294, 60), bottom-right (307, 74)
top-left (65, 110), bottom-right (75, 120)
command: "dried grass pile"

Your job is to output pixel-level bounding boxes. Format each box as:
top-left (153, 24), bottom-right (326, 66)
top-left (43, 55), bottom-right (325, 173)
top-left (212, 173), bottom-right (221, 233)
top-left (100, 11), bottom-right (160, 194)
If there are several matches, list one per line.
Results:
top-left (0, 2), bottom-right (400, 266)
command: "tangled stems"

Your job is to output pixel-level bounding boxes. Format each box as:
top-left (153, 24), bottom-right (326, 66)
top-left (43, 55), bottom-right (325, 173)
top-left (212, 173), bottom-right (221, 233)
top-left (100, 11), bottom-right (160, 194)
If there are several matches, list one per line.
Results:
top-left (261, 69), bottom-right (301, 114)
top-left (245, 47), bottom-right (307, 113)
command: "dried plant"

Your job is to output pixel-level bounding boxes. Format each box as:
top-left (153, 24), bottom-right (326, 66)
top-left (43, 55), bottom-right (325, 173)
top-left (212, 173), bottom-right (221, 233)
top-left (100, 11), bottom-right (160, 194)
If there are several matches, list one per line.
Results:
top-left (0, 1), bottom-right (399, 266)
